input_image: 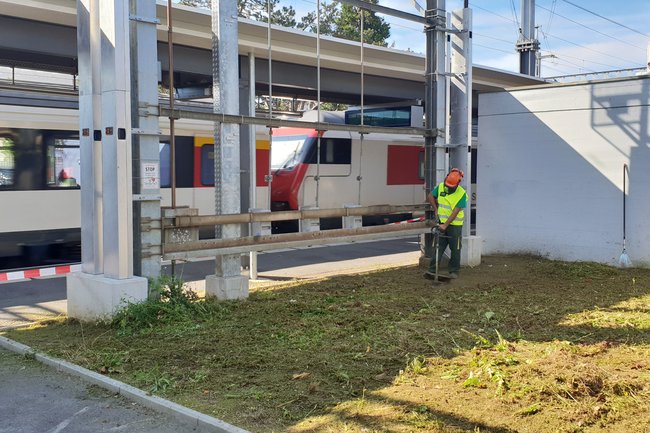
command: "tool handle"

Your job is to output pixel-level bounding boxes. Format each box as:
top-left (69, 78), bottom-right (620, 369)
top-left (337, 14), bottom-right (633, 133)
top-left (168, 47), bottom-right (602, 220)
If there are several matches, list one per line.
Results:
top-left (623, 163), bottom-right (627, 241)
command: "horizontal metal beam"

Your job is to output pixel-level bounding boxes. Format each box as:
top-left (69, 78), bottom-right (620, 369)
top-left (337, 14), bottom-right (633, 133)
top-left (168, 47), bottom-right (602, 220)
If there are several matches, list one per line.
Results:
top-left (163, 221), bottom-right (433, 259)
top-left (165, 204), bottom-right (430, 228)
top-left (338, 0), bottom-right (429, 25)
top-left (160, 106), bottom-right (436, 137)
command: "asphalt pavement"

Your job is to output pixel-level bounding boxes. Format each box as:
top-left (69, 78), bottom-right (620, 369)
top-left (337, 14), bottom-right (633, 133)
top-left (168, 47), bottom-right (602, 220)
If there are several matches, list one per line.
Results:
top-left (0, 347), bottom-right (216, 433)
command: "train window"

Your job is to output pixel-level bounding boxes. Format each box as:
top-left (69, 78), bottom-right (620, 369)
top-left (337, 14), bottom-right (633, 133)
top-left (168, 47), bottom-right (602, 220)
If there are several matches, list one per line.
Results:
top-left (46, 138), bottom-right (80, 188)
top-left (0, 136), bottom-right (15, 187)
top-left (200, 144), bottom-right (214, 186)
top-left (271, 135), bottom-right (309, 170)
top-left (305, 138), bottom-right (352, 164)
top-left (159, 142), bottom-right (171, 187)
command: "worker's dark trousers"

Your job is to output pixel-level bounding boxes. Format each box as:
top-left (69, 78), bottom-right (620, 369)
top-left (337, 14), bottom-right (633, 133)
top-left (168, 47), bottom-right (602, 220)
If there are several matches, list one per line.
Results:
top-left (429, 224), bottom-right (463, 275)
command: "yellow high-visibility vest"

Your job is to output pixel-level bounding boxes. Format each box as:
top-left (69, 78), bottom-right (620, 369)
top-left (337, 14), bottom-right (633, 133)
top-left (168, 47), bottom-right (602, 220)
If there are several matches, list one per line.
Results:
top-left (436, 182), bottom-right (466, 226)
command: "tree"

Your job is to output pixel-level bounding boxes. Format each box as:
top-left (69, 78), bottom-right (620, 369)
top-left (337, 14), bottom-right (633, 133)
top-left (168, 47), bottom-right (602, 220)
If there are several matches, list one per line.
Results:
top-left (178, 0), bottom-right (297, 28)
top-left (333, 0), bottom-right (390, 47)
top-left (177, 0), bottom-right (391, 47)
top-left (296, 2), bottom-right (340, 36)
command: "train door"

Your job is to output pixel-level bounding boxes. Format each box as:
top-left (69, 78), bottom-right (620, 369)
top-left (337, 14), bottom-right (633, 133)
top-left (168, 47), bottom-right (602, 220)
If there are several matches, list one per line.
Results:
top-left (299, 131), bottom-right (354, 210)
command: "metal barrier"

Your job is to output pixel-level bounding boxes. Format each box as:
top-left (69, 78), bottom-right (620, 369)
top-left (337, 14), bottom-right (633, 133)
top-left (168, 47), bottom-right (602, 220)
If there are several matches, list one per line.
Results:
top-left (162, 204), bottom-right (432, 261)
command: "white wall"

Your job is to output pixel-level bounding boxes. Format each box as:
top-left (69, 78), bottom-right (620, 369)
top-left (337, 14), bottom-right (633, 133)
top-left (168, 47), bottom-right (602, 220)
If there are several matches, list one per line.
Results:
top-left (478, 76), bottom-right (650, 266)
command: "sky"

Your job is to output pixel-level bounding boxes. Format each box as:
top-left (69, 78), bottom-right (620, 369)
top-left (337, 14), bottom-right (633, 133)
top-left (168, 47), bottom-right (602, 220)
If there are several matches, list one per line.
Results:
top-left (287, 0), bottom-right (650, 78)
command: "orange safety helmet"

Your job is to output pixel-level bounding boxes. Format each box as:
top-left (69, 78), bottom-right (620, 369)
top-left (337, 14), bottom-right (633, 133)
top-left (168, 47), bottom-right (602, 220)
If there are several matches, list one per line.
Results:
top-left (444, 168), bottom-right (464, 187)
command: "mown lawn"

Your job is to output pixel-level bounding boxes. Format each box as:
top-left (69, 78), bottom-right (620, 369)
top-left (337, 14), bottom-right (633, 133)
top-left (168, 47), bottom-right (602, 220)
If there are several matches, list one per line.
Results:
top-left (4, 255), bottom-right (650, 432)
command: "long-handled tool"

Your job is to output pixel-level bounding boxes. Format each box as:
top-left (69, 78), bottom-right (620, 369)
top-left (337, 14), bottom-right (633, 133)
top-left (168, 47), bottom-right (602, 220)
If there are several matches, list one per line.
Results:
top-left (425, 227), bottom-right (452, 284)
top-left (619, 163), bottom-right (632, 267)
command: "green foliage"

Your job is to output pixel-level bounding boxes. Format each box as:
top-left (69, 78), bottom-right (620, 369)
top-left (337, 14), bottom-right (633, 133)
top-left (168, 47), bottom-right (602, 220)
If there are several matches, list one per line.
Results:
top-left (178, 0), bottom-right (391, 46)
top-left (111, 276), bottom-right (207, 335)
top-left (333, 1), bottom-right (390, 47)
top-left (134, 367), bottom-right (175, 394)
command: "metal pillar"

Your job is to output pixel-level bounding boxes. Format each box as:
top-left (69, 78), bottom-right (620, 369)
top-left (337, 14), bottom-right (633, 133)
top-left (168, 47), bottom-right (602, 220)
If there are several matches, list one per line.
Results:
top-left (247, 53), bottom-right (259, 280)
top-left (207, 0), bottom-right (249, 299)
top-left (516, 0), bottom-right (539, 76)
top-left (448, 7), bottom-right (471, 236)
top-left (68, 0), bottom-right (148, 320)
top-left (77, 0), bottom-right (103, 275)
top-left (423, 0), bottom-right (447, 257)
top-left (100, 0), bottom-right (134, 279)
top-left (448, 6), bottom-right (481, 267)
top-left (130, 0), bottom-right (162, 279)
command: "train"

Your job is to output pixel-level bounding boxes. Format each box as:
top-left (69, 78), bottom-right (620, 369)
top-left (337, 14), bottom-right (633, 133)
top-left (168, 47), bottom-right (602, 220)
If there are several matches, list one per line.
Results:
top-left (0, 98), bottom-right (474, 271)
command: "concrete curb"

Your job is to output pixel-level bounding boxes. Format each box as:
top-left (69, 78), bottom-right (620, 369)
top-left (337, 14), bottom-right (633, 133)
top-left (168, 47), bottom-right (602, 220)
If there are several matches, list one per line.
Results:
top-left (0, 335), bottom-right (250, 433)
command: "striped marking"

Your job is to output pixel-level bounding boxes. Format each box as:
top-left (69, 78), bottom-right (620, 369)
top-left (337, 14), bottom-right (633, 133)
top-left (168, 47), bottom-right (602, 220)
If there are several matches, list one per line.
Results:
top-left (388, 216), bottom-right (425, 225)
top-left (0, 264), bottom-right (81, 282)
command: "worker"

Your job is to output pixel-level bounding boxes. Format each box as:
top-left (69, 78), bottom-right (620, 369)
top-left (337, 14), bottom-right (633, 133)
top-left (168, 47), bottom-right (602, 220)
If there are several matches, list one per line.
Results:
top-left (427, 168), bottom-right (467, 279)
top-left (58, 169), bottom-right (77, 187)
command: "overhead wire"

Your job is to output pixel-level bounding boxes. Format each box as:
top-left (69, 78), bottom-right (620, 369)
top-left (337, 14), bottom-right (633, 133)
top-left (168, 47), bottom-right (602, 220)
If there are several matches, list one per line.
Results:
top-left (560, 0), bottom-right (648, 38)
top-left (473, 42), bottom-right (515, 55)
top-left (509, 0), bottom-right (521, 29)
top-left (545, 0), bottom-right (558, 33)
top-left (540, 30), bottom-right (640, 66)
top-left (540, 50), bottom-right (599, 73)
top-left (536, 2), bottom-right (646, 52)
top-left (539, 45), bottom-right (622, 70)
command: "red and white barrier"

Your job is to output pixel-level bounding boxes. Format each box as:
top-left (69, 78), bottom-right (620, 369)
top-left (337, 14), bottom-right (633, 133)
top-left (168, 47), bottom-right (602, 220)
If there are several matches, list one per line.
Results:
top-left (388, 216), bottom-right (425, 225)
top-left (0, 264), bottom-right (81, 282)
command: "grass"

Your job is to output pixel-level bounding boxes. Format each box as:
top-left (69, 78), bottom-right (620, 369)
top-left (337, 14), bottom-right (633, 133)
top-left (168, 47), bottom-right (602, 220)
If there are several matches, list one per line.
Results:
top-left (3, 255), bottom-right (650, 432)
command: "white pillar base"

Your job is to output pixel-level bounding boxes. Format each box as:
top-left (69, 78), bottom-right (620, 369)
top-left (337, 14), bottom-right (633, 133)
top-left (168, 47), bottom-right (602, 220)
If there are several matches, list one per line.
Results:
top-left (461, 235), bottom-right (482, 267)
top-left (205, 275), bottom-right (249, 300)
top-left (66, 272), bottom-right (148, 321)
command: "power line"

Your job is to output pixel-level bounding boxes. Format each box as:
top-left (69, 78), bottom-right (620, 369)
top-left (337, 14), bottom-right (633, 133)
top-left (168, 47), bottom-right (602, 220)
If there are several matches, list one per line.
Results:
top-left (543, 52), bottom-right (599, 73)
top-left (540, 30), bottom-right (640, 67)
top-left (560, 0), bottom-right (648, 38)
top-left (509, 0), bottom-right (521, 29)
top-left (539, 48), bottom-right (622, 70)
top-left (473, 42), bottom-right (514, 55)
top-left (545, 0), bottom-right (558, 33)
top-left (474, 32), bottom-right (514, 46)
top-left (470, 4), bottom-right (517, 25)
top-left (536, 3), bottom-right (646, 52)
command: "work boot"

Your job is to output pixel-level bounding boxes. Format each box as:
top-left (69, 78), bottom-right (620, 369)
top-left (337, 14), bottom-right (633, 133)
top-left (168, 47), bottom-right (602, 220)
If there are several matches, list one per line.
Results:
top-left (448, 272), bottom-right (458, 279)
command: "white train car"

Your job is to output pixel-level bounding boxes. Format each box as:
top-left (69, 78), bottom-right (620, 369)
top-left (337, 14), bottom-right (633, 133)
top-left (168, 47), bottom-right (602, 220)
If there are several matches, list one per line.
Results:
top-left (1, 100), bottom-right (456, 270)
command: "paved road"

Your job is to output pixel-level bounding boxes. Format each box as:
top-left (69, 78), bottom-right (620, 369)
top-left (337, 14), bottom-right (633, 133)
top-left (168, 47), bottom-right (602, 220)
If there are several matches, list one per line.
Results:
top-left (0, 237), bottom-right (421, 330)
top-left (0, 347), bottom-right (213, 433)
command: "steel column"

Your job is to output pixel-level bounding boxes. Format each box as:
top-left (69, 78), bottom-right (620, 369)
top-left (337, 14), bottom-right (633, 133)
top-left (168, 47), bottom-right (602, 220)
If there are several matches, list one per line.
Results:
top-left (100, 0), bottom-right (134, 279)
top-left (517, 0), bottom-right (538, 76)
top-left (448, 7), bottom-right (472, 238)
top-left (248, 52), bottom-right (258, 280)
top-left (209, 0), bottom-right (248, 298)
top-left (130, 0), bottom-right (161, 279)
top-left (77, 0), bottom-right (103, 275)
top-left (423, 0), bottom-right (447, 256)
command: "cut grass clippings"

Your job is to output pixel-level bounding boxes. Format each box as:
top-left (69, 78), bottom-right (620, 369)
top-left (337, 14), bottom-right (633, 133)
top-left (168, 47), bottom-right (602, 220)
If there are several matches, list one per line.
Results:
top-left (4, 255), bottom-right (650, 432)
